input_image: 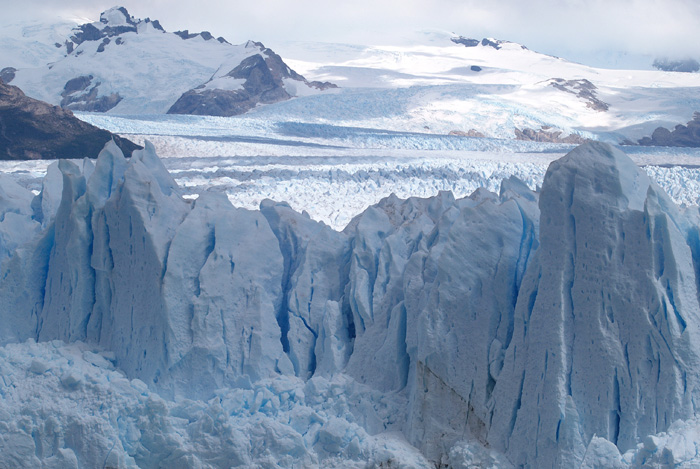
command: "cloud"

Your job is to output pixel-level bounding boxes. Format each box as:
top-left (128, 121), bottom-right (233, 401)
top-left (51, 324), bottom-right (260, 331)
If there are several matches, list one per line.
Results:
top-left (4, 0), bottom-right (700, 61)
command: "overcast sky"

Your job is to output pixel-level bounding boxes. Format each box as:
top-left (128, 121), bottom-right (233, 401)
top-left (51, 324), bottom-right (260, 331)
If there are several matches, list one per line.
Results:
top-left (6, 0), bottom-right (700, 65)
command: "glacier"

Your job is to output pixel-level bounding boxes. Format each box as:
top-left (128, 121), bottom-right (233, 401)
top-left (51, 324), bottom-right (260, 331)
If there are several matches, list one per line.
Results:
top-left (2, 140), bottom-right (700, 467)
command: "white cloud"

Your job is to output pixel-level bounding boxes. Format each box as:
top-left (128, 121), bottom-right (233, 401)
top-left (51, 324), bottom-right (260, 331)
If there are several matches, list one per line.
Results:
top-left (5, 0), bottom-right (700, 62)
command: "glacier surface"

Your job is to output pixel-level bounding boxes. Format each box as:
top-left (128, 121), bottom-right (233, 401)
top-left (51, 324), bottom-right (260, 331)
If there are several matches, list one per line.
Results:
top-left (2, 141), bottom-right (700, 467)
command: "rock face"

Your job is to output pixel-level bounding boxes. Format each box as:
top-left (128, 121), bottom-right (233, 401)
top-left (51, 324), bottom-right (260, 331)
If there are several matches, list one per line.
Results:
top-left (59, 74), bottom-right (122, 112)
top-left (515, 126), bottom-right (588, 144)
top-left (68, 6), bottom-right (163, 51)
top-left (0, 67), bottom-right (16, 84)
top-left (451, 36), bottom-right (528, 50)
top-left (451, 37), bottom-right (480, 47)
top-left (0, 82), bottom-right (140, 159)
top-left (652, 58), bottom-right (699, 73)
top-left (638, 112), bottom-right (700, 147)
top-left (167, 42), bottom-right (337, 117)
top-left (448, 129), bottom-right (485, 138)
top-left (174, 29), bottom-right (229, 44)
top-left (548, 78), bottom-right (609, 112)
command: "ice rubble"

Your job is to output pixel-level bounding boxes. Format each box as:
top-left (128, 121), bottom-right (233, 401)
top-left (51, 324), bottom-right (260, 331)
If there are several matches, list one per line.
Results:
top-left (2, 140), bottom-right (700, 467)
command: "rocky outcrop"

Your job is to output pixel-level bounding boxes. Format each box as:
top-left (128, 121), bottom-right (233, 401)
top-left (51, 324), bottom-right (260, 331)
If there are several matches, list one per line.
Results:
top-left (174, 30), bottom-right (229, 44)
top-left (451, 37), bottom-right (480, 47)
top-left (652, 58), bottom-right (699, 73)
top-left (548, 78), bottom-right (609, 112)
top-left (0, 67), bottom-right (16, 84)
top-left (451, 36), bottom-right (527, 50)
top-left (59, 75), bottom-right (122, 112)
top-left (638, 112), bottom-right (700, 147)
top-left (167, 43), bottom-right (337, 117)
top-left (0, 82), bottom-right (139, 159)
top-left (515, 126), bottom-right (588, 144)
top-left (68, 7), bottom-right (163, 51)
top-left (448, 129), bottom-right (485, 138)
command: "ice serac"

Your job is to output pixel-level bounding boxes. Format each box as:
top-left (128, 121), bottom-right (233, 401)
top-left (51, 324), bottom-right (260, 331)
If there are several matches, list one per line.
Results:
top-left (488, 142), bottom-right (700, 467)
top-left (163, 193), bottom-right (289, 397)
top-left (401, 184), bottom-right (539, 460)
top-left (344, 192), bottom-right (461, 394)
top-left (260, 200), bottom-right (352, 379)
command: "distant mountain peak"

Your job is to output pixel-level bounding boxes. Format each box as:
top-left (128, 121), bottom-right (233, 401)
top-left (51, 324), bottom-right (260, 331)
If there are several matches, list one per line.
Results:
top-left (99, 6), bottom-right (136, 27)
top-left (451, 36), bottom-right (528, 51)
top-left (67, 6), bottom-right (164, 53)
top-left (4, 6), bottom-right (337, 115)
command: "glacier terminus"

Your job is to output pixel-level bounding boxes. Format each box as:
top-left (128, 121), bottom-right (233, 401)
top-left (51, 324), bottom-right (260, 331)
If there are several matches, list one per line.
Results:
top-left (0, 140), bottom-right (699, 467)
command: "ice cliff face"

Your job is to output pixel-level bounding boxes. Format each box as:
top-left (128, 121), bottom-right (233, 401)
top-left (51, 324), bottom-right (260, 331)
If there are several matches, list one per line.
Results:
top-left (489, 142), bottom-right (700, 466)
top-left (2, 140), bottom-right (700, 467)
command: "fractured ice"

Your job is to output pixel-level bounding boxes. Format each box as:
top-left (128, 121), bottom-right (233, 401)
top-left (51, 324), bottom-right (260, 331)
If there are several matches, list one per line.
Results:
top-left (1, 141), bottom-right (700, 467)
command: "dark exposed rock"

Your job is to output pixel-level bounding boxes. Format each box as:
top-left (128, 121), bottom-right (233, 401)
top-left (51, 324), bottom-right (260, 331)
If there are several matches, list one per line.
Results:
top-left (62, 76), bottom-right (93, 95)
top-left (100, 7), bottom-right (137, 26)
top-left (174, 29), bottom-right (229, 43)
top-left (308, 80), bottom-right (338, 90)
top-left (67, 7), bottom-right (164, 53)
top-left (0, 68), bottom-right (16, 84)
top-left (148, 19), bottom-right (164, 32)
top-left (168, 43), bottom-right (337, 117)
top-left (481, 38), bottom-right (502, 49)
top-left (174, 30), bottom-right (198, 40)
top-left (514, 126), bottom-right (588, 144)
top-left (451, 36), bottom-right (528, 51)
top-left (548, 78), bottom-right (609, 112)
top-left (59, 76), bottom-right (122, 112)
top-left (0, 82), bottom-right (140, 160)
top-left (166, 88), bottom-right (259, 116)
top-left (451, 37), bottom-right (480, 47)
top-left (470, 65), bottom-right (482, 72)
top-left (96, 38), bottom-right (110, 53)
top-left (448, 129), bottom-right (485, 138)
top-left (638, 112), bottom-right (700, 147)
top-left (71, 23), bottom-right (105, 44)
top-left (168, 53), bottom-right (289, 116)
top-left (652, 58), bottom-right (699, 73)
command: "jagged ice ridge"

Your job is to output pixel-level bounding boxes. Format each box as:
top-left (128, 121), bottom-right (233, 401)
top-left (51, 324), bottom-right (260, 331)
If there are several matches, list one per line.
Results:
top-left (1, 141), bottom-right (700, 467)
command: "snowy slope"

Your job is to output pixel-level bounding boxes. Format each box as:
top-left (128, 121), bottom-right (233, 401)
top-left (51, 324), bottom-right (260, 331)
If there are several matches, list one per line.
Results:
top-left (3, 10), bottom-right (700, 141)
top-left (265, 37), bottom-right (700, 141)
top-left (3, 8), bottom-right (332, 115)
top-left (0, 19), bottom-right (80, 70)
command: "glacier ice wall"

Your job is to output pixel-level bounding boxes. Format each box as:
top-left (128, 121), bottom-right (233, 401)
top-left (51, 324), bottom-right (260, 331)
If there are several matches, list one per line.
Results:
top-left (488, 142), bottom-right (700, 467)
top-left (2, 140), bottom-right (700, 467)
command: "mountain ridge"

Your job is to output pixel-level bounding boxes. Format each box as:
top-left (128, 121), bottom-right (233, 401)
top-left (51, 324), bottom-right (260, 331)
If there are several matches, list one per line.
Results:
top-left (4, 6), bottom-right (336, 116)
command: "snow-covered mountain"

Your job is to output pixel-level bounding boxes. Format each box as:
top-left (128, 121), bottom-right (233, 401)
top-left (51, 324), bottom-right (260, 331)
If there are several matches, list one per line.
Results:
top-left (2, 139), bottom-right (700, 467)
top-left (3, 9), bottom-right (700, 143)
top-left (261, 33), bottom-right (700, 143)
top-left (2, 7), bottom-right (335, 115)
